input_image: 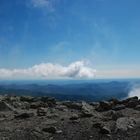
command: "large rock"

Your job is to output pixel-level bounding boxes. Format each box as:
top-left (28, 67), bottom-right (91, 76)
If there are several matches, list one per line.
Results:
top-left (89, 102), bottom-right (99, 106)
top-left (80, 102), bottom-right (93, 117)
top-left (55, 105), bottom-right (68, 112)
top-left (112, 104), bottom-right (125, 111)
top-left (11, 101), bottom-right (30, 110)
top-left (42, 126), bottom-right (62, 134)
top-left (4, 96), bottom-right (20, 103)
top-left (116, 117), bottom-right (136, 131)
top-left (126, 99), bottom-right (139, 108)
top-left (96, 101), bottom-right (112, 111)
top-left (100, 126), bottom-right (111, 134)
top-left (111, 111), bottom-right (123, 121)
top-left (37, 107), bottom-right (47, 116)
top-left (122, 96), bottom-right (138, 104)
top-left (42, 126), bottom-right (57, 134)
top-left (93, 122), bottom-right (103, 128)
top-left (104, 110), bottom-right (123, 121)
top-left (69, 114), bottom-right (79, 120)
top-left (108, 98), bottom-right (120, 105)
top-left (20, 96), bottom-right (36, 103)
top-left (82, 102), bottom-right (93, 111)
top-left (80, 110), bottom-right (93, 118)
top-left (135, 105), bottom-right (140, 111)
top-left (41, 97), bottom-right (56, 107)
top-left (15, 112), bottom-right (34, 119)
top-left (0, 101), bottom-right (14, 111)
top-left (30, 101), bottom-right (47, 109)
top-left (63, 101), bottom-right (82, 110)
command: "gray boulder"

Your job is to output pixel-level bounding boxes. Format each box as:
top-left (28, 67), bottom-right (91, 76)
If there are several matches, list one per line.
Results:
top-left (112, 104), bottom-right (125, 111)
top-left (96, 101), bottom-right (112, 111)
top-left (69, 114), bottom-right (79, 120)
top-left (0, 101), bottom-right (14, 111)
top-left (63, 101), bottom-right (82, 110)
top-left (15, 112), bottom-right (34, 119)
top-left (122, 96), bottom-right (138, 104)
top-left (42, 126), bottom-right (57, 134)
top-left (30, 101), bottom-right (47, 109)
top-left (116, 117), bottom-right (136, 131)
top-left (20, 96), bottom-right (36, 103)
top-left (100, 126), bottom-right (111, 134)
top-left (126, 99), bottom-right (139, 108)
top-left (135, 105), bottom-right (140, 111)
top-left (111, 111), bottom-right (123, 121)
top-left (41, 97), bottom-right (56, 107)
top-left (37, 107), bottom-right (48, 116)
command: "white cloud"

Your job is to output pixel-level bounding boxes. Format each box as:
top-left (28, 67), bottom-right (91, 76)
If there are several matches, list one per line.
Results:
top-left (129, 87), bottom-right (140, 99)
top-left (30, 0), bottom-right (55, 12)
top-left (31, 0), bottom-right (49, 7)
top-left (0, 61), bottom-right (96, 79)
top-left (128, 83), bottom-right (140, 99)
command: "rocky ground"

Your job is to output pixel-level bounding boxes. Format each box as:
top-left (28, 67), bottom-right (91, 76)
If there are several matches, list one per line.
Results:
top-left (0, 95), bottom-right (139, 140)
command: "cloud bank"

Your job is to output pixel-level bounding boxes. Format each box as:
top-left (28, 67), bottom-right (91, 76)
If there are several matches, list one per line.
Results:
top-left (0, 61), bottom-right (96, 79)
top-left (96, 69), bottom-right (140, 78)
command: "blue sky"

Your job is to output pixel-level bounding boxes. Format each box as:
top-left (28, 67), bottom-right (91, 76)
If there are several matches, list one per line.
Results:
top-left (0, 0), bottom-right (140, 79)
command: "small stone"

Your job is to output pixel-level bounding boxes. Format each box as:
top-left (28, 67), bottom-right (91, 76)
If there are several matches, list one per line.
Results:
top-left (41, 97), bottom-right (56, 107)
top-left (89, 102), bottom-right (99, 106)
top-left (20, 96), bottom-right (35, 102)
top-left (105, 134), bottom-right (111, 138)
top-left (56, 130), bottom-right (63, 134)
top-left (100, 126), bottom-right (111, 134)
top-left (63, 101), bottom-right (82, 110)
top-left (42, 126), bottom-right (57, 134)
top-left (69, 114), bottom-right (79, 120)
top-left (56, 105), bottom-right (68, 111)
top-left (93, 122), bottom-right (103, 128)
top-left (135, 105), bottom-right (140, 110)
top-left (49, 137), bottom-right (54, 140)
top-left (15, 112), bottom-right (34, 119)
top-left (80, 110), bottom-right (93, 118)
top-left (30, 102), bottom-right (47, 109)
top-left (71, 119), bottom-right (80, 124)
top-left (37, 107), bottom-right (47, 116)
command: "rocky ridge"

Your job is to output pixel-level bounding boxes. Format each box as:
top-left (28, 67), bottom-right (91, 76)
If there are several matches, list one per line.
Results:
top-left (0, 95), bottom-right (139, 140)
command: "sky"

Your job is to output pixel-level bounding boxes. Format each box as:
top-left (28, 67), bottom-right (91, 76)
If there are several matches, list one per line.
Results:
top-left (0, 0), bottom-right (140, 79)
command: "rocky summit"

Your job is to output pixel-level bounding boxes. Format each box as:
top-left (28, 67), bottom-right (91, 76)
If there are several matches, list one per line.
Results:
top-left (0, 95), bottom-right (139, 140)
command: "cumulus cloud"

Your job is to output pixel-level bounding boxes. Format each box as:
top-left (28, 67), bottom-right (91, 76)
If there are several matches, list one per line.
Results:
top-left (0, 61), bottom-right (96, 79)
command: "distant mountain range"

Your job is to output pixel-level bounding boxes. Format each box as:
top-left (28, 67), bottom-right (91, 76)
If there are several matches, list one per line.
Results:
top-left (0, 80), bottom-right (137, 101)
